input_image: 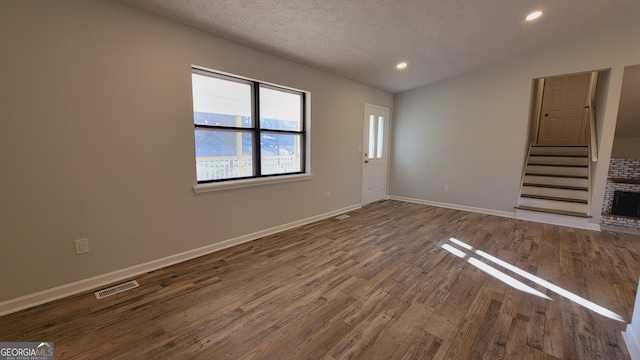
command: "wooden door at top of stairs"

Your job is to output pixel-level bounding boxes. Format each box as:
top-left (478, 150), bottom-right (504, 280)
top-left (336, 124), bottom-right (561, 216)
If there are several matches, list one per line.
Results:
top-left (537, 73), bottom-right (590, 146)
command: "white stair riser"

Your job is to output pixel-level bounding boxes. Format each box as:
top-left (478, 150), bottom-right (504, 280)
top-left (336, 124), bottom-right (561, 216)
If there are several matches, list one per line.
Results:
top-left (526, 165), bottom-right (588, 177)
top-left (521, 186), bottom-right (589, 201)
top-left (517, 197), bottom-right (588, 213)
top-left (528, 156), bottom-right (588, 166)
top-left (523, 175), bottom-right (588, 188)
top-left (515, 208), bottom-right (592, 228)
top-left (530, 147), bottom-right (589, 156)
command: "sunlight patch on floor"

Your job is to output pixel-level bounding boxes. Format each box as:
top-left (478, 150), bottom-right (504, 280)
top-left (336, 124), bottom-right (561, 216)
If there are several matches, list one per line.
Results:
top-left (440, 244), bottom-right (466, 258)
top-left (442, 237), bottom-right (625, 322)
top-left (467, 257), bottom-right (552, 300)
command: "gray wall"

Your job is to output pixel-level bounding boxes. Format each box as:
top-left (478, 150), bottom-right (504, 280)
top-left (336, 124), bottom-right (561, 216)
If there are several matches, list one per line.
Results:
top-left (0, 1), bottom-right (392, 301)
top-left (612, 66), bottom-right (640, 159)
top-left (612, 138), bottom-right (640, 159)
top-left (390, 13), bottom-right (640, 222)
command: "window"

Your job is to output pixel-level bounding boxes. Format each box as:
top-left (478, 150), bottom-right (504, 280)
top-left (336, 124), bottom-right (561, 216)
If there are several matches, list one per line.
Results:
top-left (367, 114), bottom-right (385, 159)
top-left (191, 67), bottom-right (306, 183)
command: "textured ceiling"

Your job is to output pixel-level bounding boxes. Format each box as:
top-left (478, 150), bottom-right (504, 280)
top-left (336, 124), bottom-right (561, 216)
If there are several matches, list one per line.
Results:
top-left (115, 0), bottom-right (639, 93)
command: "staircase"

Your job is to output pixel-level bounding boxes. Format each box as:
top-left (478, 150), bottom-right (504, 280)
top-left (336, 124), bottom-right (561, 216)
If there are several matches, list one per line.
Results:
top-left (516, 145), bottom-right (591, 218)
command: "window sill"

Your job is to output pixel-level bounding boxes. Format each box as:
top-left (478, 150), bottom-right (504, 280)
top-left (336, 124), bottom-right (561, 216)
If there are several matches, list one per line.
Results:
top-left (192, 173), bottom-right (314, 194)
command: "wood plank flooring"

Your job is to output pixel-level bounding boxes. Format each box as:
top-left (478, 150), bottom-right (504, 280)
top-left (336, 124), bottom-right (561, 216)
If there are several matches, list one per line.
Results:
top-left (2, 200), bottom-right (640, 359)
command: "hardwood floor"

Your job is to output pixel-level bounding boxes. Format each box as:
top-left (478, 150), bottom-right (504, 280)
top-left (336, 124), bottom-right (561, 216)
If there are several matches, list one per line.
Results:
top-left (2, 200), bottom-right (640, 359)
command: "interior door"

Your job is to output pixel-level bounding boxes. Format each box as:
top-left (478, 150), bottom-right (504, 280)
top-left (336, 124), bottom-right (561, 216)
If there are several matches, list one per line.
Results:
top-left (537, 73), bottom-right (590, 146)
top-left (362, 104), bottom-right (389, 205)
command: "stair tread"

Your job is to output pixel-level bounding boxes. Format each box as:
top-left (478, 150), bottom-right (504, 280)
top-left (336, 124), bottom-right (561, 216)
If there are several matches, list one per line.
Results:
top-left (515, 206), bottom-right (591, 218)
top-left (529, 146), bottom-right (589, 157)
top-left (522, 183), bottom-right (588, 191)
top-left (530, 154), bottom-right (589, 158)
top-left (520, 194), bottom-right (588, 204)
top-left (527, 163), bottom-right (588, 167)
top-left (525, 173), bottom-right (589, 179)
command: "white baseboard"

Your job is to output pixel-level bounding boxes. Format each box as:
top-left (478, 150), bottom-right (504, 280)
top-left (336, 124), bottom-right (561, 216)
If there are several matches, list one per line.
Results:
top-left (0, 204), bottom-right (361, 317)
top-left (388, 195), bottom-right (516, 219)
top-left (623, 325), bottom-right (640, 360)
top-left (388, 195), bottom-right (603, 231)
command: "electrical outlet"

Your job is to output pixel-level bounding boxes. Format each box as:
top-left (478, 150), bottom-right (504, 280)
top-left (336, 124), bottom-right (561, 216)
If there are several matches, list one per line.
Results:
top-left (443, 185), bottom-right (449, 193)
top-left (75, 238), bottom-right (89, 255)
top-left (326, 191), bottom-right (332, 200)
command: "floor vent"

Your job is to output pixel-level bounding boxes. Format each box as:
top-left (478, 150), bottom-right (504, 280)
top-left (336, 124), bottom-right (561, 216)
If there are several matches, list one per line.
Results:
top-left (95, 280), bottom-right (139, 299)
top-left (335, 214), bottom-right (351, 220)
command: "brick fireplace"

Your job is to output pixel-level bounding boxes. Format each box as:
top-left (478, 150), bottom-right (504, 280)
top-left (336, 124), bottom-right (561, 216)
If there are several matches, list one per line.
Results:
top-left (601, 158), bottom-right (640, 232)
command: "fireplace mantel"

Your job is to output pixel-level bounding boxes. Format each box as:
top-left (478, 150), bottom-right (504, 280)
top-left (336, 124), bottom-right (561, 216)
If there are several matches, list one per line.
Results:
top-left (611, 178), bottom-right (640, 185)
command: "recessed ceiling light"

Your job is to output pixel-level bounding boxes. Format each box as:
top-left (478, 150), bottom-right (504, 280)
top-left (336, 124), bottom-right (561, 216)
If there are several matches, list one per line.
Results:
top-left (526, 10), bottom-right (543, 21)
top-left (396, 62), bottom-right (407, 70)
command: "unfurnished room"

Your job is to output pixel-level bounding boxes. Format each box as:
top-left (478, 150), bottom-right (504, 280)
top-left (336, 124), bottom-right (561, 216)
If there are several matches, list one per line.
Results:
top-left (2, 1), bottom-right (640, 359)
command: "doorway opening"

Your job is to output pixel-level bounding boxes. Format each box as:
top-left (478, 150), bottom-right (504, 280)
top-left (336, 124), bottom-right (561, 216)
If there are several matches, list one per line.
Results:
top-left (516, 70), bottom-right (608, 220)
top-left (601, 64), bottom-right (640, 233)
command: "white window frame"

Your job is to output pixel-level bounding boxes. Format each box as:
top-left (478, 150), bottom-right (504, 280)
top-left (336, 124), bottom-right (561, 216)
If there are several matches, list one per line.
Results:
top-left (191, 65), bottom-right (312, 194)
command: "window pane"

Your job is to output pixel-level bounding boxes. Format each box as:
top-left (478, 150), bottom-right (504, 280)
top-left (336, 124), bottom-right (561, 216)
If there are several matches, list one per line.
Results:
top-left (376, 115), bottom-right (384, 159)
top-left (368, 115), bottom-right (376, 158)
top-left (259, 87), bottom-right (302, 131)
top-left (192, 73), bottom-right (252, 128)
top-left (260, 133), bottom-right (302, 175)
top-left (195, 129), bottom-right (253, 181)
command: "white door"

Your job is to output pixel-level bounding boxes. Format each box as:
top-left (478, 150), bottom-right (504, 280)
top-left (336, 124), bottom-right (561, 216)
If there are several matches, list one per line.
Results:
top-left (362, 104), bottom-right (389, 205)
top-left (537, 73), bottom-right (590, 146)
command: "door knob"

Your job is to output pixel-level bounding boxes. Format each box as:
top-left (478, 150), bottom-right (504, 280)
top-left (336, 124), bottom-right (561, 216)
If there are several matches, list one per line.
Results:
top-left (364, 160), bottom-right (369, 163)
